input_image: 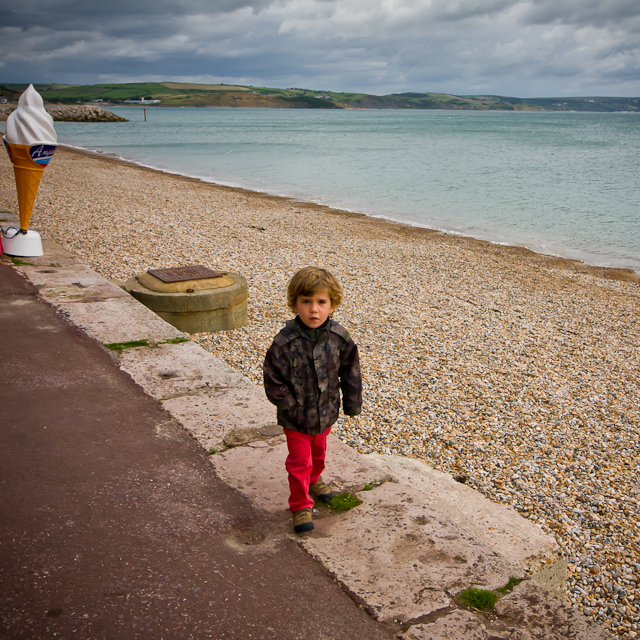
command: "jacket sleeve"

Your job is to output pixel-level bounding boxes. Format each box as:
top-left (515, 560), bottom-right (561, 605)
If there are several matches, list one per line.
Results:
top-left (339, 339), bottom-right (362, 416)
top-left (263, 342), bottom-right (297, 411)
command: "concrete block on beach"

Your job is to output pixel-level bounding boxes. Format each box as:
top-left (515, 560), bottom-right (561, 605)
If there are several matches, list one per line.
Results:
top-left (125, 271), bottom-right (248, 333)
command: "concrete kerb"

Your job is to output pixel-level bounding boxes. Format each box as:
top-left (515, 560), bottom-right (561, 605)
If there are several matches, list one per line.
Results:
top-left (19, 241), bottom-right (185, 346)
top-left (7, 231), bottom-right (613, 640)
top-left (118, 341), bottom-right (277, 452)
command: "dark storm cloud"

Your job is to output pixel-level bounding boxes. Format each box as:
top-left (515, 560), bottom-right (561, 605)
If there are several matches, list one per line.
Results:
top-left (0, 0), bottom-right (638, 97)
top-left (0, 0), bottom-right (273, 29)
top-left (523, 0), bottom-right (640, 27)
top-left (0, 0), bottom-right (277, 47)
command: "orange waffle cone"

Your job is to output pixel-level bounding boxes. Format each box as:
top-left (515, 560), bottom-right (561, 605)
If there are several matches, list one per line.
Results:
top-left (4, 141), bottom-right (55, 231)
top-left (13, 165), bottom-right (44, 231)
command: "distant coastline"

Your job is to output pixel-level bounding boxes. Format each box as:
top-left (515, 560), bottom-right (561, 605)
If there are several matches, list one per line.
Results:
top-left (1, 81), bottom-right (639, 112)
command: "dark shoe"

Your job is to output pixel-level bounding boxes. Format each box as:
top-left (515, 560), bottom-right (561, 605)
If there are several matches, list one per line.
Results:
top-left (309, 477), bottom-right (333, 503)
top-left (292, 508), bottom-right (314, 533)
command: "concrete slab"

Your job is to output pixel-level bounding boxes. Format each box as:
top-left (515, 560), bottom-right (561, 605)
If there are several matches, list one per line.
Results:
top-left (117, 341), bottom-right (251, 398)
top-left (50, 296), bottom-right (185, 345)
top-left (12, 240), bottom-right (185, 345)
top-left (202, 433), bottom-right (561, 628)
top-left (209, 435), bottom-right (394, 514)
top-left (323, 435), bottom-right (396, 493)
top-left (5, 237), bottom-right (79, 269)
top-left (398, 610), bottom-right (489, 640)
top-left (20, 264), bottom-right (130, 302)
top-left (213, 450), bottom-right (561, 629)
top-left (115, 341), bottom-right (277, 448)
top-left (367, 454), bottom-right (565, 591)
top-left (302, 480), bottom-right (521, 625)
top-left (210, 435), bottom-right (290, 513)
top-left (162, 386), bottom-right (277, 451)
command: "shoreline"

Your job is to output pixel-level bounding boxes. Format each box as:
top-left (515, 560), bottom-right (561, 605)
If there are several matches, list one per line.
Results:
top-left (2, 109), bottom-right (638, 274)
top-left (2, 146), bottom-right (640, 636)
top-left (52, 144), bottom-right (640, 283)
top-left (63, 145), bottom-right (640, 278)
top-left (2, 107), bottom-right (639, 273)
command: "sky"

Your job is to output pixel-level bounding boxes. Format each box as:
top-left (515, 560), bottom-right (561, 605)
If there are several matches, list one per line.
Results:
top-left (1, 0), bottom-right (639, 98)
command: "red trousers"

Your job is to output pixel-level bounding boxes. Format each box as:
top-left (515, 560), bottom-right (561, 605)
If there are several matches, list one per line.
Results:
top-left (283, 427), bottom-right (330, 513)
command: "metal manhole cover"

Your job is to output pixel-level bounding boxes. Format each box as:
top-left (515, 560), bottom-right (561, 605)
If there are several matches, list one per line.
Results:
top-left (147, 265), bottom-right (223, 283)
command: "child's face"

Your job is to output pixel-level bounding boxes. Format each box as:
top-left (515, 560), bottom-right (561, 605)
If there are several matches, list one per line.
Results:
top-left (293, 288), bottom-right (336, 329)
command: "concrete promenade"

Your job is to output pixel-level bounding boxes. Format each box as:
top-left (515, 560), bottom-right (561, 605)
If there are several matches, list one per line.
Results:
top-left (0, 215), bottom-right (612, 639)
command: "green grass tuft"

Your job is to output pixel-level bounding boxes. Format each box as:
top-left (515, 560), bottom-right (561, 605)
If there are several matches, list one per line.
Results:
top-left (459, 588), bottom-right (499, 611)
top-left (497, 577), bottom-right (523, 594)
top-left (104, 337), bottom-right (188, 352)
top-left (326, 492), bottom-right (362, 512)
top-left (8, 257), bottom-right (35, 266)
top-left (104, 340), bottom-right (150, 351)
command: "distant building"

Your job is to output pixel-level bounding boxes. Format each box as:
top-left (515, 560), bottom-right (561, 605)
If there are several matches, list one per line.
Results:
top-left (123, 97), bottom-right (161, 105)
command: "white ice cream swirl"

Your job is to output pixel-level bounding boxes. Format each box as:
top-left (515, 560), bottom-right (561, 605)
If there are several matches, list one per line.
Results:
top-left (5, 84), bottom-right (58, 146)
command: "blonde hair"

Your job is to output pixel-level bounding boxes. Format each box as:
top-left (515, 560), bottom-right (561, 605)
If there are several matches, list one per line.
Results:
top-left (287, 266), bottom-right (343, 311)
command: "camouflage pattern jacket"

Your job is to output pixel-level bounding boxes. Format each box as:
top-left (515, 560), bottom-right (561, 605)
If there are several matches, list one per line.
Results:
top-left (263, 317), bottom-right (362, 435)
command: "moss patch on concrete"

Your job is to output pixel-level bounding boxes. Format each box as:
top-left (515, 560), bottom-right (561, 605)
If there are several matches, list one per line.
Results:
top-left (104, 340), bottom-right (150, 351)
top-left (459, 588), bottom-right (499, 611)
top-left (326, 492), bottom-right (362, 512)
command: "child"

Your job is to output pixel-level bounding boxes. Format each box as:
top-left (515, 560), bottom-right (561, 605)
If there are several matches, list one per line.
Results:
top-left (263, 266), bottom-right (362, 533)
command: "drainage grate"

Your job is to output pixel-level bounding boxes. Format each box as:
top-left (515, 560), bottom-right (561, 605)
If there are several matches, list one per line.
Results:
top-left (147, 265), bottom-right (223, 283)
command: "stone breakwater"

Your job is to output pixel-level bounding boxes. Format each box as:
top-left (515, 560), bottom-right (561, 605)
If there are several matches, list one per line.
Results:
top-left (0, 105), bottom-right (127, 122)
top-left (47, 105), bottom-right (128, 122)
top-left (1, 147), bottom-right (639, 637)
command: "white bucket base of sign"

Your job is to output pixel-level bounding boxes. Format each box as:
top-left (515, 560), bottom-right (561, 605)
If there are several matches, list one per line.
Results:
top-left (1, 228), bottom-right (44, 257)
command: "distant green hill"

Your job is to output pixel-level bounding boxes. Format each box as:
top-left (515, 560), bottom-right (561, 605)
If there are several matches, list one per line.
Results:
top-left (1, 82), bottom-right (639, 112)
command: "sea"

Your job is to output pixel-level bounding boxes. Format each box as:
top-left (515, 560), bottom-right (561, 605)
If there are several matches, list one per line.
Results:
top-left (15, 107), bottom-right (640, 271)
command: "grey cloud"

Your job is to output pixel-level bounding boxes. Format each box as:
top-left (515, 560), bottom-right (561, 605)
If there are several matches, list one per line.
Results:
top-left (523, 0), bottom-right (640, 27)
top-left (430, 0), bottom-right (519, 22)
top-left (0, 0), bottom-right (277, 30)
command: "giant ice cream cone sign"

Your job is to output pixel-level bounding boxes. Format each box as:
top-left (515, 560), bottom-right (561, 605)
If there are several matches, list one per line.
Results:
top-left (4, 140), bottom-right (56, 231)
top-left (3, 84), bottom-right (57, 233)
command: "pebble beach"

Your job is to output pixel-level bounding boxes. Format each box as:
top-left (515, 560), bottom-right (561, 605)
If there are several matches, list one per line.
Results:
top-left (2, 146), bottom-right (639, 637)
